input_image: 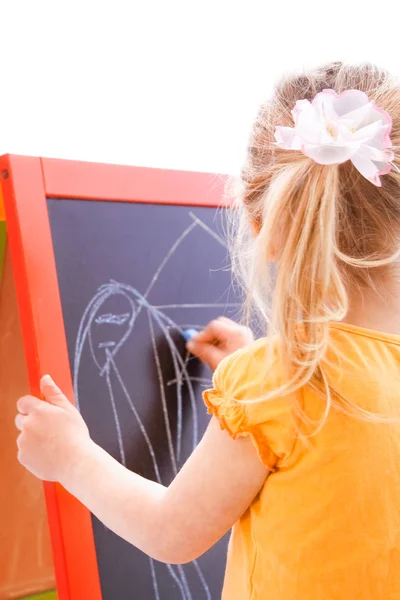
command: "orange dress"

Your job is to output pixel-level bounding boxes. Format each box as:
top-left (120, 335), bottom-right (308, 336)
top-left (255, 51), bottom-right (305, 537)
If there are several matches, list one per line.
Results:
top-left (204, 323), bottom-right (400, 600)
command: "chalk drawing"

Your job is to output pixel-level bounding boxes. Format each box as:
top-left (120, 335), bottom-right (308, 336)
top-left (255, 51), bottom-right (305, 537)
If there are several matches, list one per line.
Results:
top-left (73, 213), bottom-right (240, 599)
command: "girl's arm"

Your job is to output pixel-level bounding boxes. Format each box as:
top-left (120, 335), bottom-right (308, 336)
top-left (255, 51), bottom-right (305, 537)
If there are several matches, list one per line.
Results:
top-left (16, 376), bottom-right (268, 565)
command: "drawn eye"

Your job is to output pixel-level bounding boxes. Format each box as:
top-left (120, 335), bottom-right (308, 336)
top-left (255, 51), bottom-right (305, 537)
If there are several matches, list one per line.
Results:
top-left (95, 313), bottom-right (131, 326)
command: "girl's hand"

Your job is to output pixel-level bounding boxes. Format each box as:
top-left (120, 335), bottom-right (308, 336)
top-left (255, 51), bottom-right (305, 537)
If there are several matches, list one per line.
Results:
top-left (187, 317), bottom-right (254, 371)
top-left (15, 375), bottom-right (91, 482)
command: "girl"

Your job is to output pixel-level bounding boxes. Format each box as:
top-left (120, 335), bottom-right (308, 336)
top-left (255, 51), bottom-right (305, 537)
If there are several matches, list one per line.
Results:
top-left (15, 62), bottom-right (400, 599)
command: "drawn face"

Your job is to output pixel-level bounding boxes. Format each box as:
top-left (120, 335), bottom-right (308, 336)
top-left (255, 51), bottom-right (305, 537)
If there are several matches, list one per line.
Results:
top-left (90, 293), bottom-right (136, 367)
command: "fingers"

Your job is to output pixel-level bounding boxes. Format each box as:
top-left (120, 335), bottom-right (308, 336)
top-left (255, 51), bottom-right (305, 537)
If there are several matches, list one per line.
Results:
top-left (16, 377), bottom-right (70, 434)
top-left (40, 375), bottom-right (69, 408)
top-left (189, 318), bottom-right (250, 349)
top-left (17, 395), bottom-right (42, 415)
top-left (15, 413), bottom-right (28, 431)
top-left (188, 343), bottom-right (225, 371)
top-left (186, 319), bottom-right (233, 371)
top-left (192, 318), bottom-right (236, 345)
top-left (186, 316), bottom-right (253, 371)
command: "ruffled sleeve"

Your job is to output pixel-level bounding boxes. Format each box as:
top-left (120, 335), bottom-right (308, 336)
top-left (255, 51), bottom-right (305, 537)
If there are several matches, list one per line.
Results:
top-left (203, 338), bottom-right (296, 472)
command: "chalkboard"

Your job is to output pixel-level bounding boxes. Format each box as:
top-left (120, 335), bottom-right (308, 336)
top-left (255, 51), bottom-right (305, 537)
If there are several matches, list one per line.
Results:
top-left (47, 199), bottom-right (242, 600)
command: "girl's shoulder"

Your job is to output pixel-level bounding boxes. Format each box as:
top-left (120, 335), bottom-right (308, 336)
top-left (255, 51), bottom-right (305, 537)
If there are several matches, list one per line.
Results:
top-left (203, 336), bottom-right (296, 471)
top-left (213, 335), bottom-right (284, 399)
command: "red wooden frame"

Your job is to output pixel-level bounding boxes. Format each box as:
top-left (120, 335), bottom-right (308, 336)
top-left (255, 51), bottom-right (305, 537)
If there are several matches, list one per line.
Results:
top-left (0, 154), bottom-right (227, 600)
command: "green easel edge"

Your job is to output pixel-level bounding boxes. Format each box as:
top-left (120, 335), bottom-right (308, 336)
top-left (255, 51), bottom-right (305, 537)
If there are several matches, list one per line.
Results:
top-left (18, 591), bottom-right (57, 600)
top-left (0, 220), bottom-right (6, 284)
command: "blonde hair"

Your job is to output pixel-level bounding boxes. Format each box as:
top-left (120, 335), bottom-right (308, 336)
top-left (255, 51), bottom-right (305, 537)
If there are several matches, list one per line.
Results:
top-left (231, 62), bottom-right (400, 428)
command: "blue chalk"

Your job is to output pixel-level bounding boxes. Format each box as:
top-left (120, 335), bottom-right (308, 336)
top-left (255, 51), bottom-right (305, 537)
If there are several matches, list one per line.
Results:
top-left (183, 328), bottom-right (198, 342)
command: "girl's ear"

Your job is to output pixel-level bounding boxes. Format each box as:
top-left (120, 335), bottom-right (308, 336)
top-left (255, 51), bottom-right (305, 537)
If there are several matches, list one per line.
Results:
top-left (248, 216), bottom-right (277, 261)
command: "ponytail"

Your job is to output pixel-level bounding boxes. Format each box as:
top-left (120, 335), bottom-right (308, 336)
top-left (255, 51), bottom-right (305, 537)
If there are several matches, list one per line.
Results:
top-left (230, 61), bottom-right (400, 431)
top-left (233, 162), bottom-right (346, 416)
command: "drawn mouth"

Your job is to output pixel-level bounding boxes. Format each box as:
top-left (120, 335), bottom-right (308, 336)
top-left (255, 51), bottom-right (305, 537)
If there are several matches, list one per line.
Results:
top-left (98, 341), bottom-right (116, 349)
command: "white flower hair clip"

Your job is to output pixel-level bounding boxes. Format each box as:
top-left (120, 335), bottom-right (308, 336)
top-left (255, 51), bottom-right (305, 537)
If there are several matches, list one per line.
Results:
top-left (274, 89), bottom-right (394, 186)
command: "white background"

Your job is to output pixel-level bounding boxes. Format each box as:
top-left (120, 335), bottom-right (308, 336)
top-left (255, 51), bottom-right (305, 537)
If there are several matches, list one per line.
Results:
top-left (0, 1), bottom-right (398, 175)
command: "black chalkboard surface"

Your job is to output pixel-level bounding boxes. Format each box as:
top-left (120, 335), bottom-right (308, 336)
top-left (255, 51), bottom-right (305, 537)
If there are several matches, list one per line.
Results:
top-left (47, 199), bottom-right (242, 600)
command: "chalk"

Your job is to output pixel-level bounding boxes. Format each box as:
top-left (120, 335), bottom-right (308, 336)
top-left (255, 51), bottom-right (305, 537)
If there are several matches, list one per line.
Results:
top-left (182, 328), bottom-right (198, 342)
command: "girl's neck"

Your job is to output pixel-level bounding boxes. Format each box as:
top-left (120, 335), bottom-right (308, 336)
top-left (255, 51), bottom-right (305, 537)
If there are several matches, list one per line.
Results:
top-left (342, 273), bottom-right (400, 335)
